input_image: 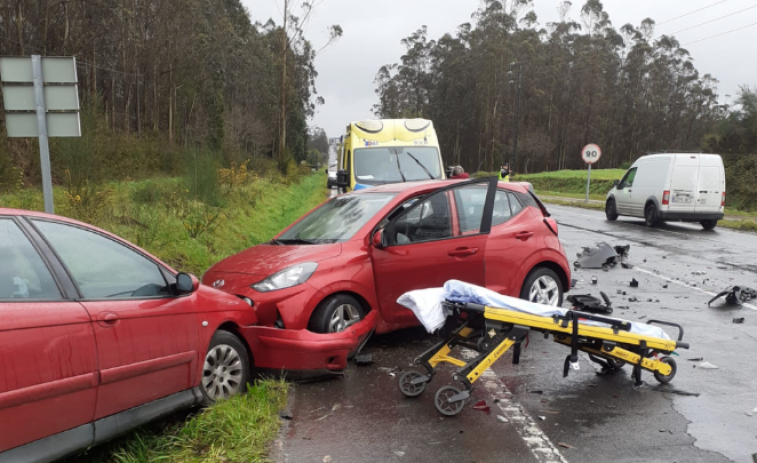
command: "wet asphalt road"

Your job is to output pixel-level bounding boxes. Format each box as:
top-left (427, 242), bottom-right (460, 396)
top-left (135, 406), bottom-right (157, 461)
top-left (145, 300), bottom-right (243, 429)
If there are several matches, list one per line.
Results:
top-left (275, 203), bottom-right (757, 463)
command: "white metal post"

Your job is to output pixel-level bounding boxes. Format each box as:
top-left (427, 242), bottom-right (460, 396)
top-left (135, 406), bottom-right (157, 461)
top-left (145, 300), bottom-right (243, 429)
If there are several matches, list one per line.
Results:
top-left (31, 55), bottom-right (54, 214)
top-left (585, 164), bottom-right (592, 203)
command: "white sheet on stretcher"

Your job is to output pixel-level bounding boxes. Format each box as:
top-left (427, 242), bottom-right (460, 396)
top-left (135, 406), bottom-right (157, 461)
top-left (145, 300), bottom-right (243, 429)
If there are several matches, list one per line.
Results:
top-left (397, 280), bottom-right (670, 340)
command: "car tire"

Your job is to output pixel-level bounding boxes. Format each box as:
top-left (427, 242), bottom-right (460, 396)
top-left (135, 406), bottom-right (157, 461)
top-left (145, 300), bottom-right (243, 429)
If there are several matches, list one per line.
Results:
top-left (645, 203), bottom-right (660, 227)
top-left (605, 199), bottom-right (618, 221)
top-left (701, 219), bottom-right (718, 231)
top-left (309, 294), bottom-right (366, 334)
top-left (520, 267), bottom-right (563, 307)
top-left (200, 330), bottom-right (251, 405)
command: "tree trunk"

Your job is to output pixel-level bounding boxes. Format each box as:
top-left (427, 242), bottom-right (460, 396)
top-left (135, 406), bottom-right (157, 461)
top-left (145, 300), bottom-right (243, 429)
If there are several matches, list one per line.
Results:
top-left (15, 0), bottom-right (24, 55)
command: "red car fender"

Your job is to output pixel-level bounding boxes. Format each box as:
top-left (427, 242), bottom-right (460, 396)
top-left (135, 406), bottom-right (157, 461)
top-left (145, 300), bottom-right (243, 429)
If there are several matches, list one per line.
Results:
top-left (512, 249), bottom-right (572, 297)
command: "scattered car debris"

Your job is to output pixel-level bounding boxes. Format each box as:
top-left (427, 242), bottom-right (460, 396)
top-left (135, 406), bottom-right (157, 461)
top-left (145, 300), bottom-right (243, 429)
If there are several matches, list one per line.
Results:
top-left (497, 415), bottom-right (509, 423)
top-left (630, 278), bottom-right (639, 288)
top-left (696, 361), bottom-right (719, 369)
top-left (687, 357), bottom-right (704, 361)
top-left (708, 286), bottom-right (757, 307)
top-left (733, 318), bottom-right (745, 324)
top-left (538, 415), bottom-right (546, 421)
top-left (614, 245), bottom-right (630, 259)
top-left (558, 442), bottom-right (576, 449)
top-left (663, 284), bottom-right (668, 289)
top-left (354, 353), bottom-right (374, 365)
top-left (575, 242), bottom-right (621, 269)
top-left (591, 276), bottom-right (598, 285)
top-left (568, 292), bottom-right (613, 315)
top-left (571, 278), bottom-right (578, 288)
top-left (529, 390), bottom-right (544, 394)
top-left (629, 297), bottom-right (638, 302)
top-left (617, 305), bottom-right (629, 309)
top-left (473, 400), bottom-right (490, 413)
top-left (621, 262), bottom-right (634, 269)
top-left (692, 271), bottom-right (707, 276)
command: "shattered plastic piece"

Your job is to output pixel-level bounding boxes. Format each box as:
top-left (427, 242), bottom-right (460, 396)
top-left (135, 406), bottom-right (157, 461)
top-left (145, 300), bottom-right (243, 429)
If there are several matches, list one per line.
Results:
top-left (614, 245), bottom-right (630, 259)
top-left (687, 357), bottom-right (704, 361)
top-left (663, 284), bottom-right (668, 289)
top-left (733, 318), bottom-right (745, 324)
top-left (354, 353), bottom-right (374, 365)
top-left (558, 442), bottom-right (576, 449)
top-left (621, 262), bottom-right (634, 269)
top-left (575, 242), bottom-right (620, 269)
top-left (538, 415), bottom-right (546, 421)
top-left (692, 271), bottom-right (707, 276)
top-left (630, 278), bottom-right (639, 288)
top-left (496, 415), bottom-right (509, 423)
top-left (697, 361), bottom-right (719, 369)
top-left (567, 292), bottom-right (613, 315)
top-left (571, 278), bottom-right (577, 288)
top-left (472, 400), bottom-right (490, 413)
top-left (708, 286), bottom-right (757, 307)
top-left (591, 276), bottom-right (598, 285)
top-left (529, 390), bottom-right (544, 394)
top-left (629, 297), bottom-right (638, 302)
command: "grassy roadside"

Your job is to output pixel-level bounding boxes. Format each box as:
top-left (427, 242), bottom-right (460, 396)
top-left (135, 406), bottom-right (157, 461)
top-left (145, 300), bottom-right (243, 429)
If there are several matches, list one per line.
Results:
top-left (2, 171), bottom-right (328, 462)
top-left (75, 380), bottom-right (288, 463)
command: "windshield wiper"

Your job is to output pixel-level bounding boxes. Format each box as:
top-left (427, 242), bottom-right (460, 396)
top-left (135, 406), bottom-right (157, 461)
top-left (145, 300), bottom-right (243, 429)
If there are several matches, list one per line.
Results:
top-left (394, 153), bottom-right (407, 183)
top-left (405, 151), bottom-right (435, 180)
top-left (275, 238), bottom-right (320, 245)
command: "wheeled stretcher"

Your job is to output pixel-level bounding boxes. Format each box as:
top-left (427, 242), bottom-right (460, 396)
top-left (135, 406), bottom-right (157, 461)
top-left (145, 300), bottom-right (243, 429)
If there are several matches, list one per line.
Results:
top-left (398, 299), bottom-right (690, 416)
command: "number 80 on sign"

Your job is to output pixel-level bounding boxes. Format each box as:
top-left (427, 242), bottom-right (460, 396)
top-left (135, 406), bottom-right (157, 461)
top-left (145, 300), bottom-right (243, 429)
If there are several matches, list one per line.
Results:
top-left (581, 143), bottom-right (601, 165)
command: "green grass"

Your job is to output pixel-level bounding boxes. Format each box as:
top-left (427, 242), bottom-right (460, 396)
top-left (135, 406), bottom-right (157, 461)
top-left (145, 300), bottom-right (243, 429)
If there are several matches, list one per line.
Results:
top-left (74, 380), bottom-right (288, 463)
top-left (0, 172), bottom-right (329, 275)
top-left (518, 169), bottom-right (627, 181)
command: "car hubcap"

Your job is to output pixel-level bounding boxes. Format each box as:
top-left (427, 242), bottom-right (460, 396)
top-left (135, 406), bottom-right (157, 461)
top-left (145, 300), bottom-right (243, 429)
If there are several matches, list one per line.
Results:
top-left (202, 344), bottom-right (243, 401)
top-left (329, 303), bottom-right (361, 333)
top-left (529, 276), bottom-right (560, 306)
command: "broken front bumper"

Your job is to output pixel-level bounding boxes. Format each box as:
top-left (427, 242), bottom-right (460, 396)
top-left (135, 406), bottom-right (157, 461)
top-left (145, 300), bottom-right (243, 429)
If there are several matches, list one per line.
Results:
top-left (240, 310), bottom-right (377, 381)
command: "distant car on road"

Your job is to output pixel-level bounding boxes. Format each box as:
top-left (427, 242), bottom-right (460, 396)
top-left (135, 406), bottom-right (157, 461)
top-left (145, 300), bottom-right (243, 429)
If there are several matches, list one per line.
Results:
top-left (605, 153), bottom-right (725, 230)
top-left (0, 209), bottom-right (256, 462)
top-left (203, 178), bottom-right (571, 377)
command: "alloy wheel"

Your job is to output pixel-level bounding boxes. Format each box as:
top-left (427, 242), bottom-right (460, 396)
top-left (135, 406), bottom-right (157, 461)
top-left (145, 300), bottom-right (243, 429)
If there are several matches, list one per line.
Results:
top-left (529, 275), bottom-right (560, 306)
top-left (328, 303), bottom-right (361, 333)
top-left (202, 344), bottom-right (244, 401)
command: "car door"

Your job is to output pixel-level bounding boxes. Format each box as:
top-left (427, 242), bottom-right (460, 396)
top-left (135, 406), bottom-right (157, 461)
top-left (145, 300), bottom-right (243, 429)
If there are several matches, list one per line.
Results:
top-left (614, 167), bottom-right (637, 215)
top-left (0, 217), bottom-right (97, 455)
top-left (370, 179), bottom-right (497, 325)
top-left (481, 190), bottom-right (542, 296)
top-left (31, 219), bottom-right (200, 421)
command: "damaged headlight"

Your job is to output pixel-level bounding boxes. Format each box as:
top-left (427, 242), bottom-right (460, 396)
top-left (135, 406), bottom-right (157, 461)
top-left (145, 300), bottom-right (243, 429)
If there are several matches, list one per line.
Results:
top-left (251, 262), bottom-right (318, 292)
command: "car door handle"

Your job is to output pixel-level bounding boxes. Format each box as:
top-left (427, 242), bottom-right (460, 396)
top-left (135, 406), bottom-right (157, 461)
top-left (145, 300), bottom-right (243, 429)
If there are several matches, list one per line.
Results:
top-left (97, 312), bottom-right (120, 327)
top-left (515, 231), bottom-right (534, 241)
top-left (448, 247), bottom-right (478, 257)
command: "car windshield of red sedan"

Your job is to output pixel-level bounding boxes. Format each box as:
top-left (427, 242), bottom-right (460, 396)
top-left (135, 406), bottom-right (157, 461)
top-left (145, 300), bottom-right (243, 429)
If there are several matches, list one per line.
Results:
top-left (275, 192), bottom-right (396, 244)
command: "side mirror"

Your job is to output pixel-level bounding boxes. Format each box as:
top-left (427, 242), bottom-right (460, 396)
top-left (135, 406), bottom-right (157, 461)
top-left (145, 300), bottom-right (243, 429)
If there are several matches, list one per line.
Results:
top-left (372, 229), bottom-right (387, 248)
top-left (336, 169), bottom-right (349, 188)
top-left (176, 272), bottom-right (198, 294)
top-left (613, 180), bottom-right (620, 188)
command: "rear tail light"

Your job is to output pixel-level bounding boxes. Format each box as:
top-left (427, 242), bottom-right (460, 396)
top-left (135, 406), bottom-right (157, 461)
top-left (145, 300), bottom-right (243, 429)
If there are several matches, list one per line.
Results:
top-left (662, 191), bottom-right (670, 205)
top-left (721, 192), bottom-right (726, 207)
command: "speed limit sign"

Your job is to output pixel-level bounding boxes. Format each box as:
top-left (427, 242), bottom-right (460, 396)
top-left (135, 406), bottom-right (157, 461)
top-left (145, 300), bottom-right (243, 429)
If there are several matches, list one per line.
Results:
top-left (581, 144), bottom-right (601, 164)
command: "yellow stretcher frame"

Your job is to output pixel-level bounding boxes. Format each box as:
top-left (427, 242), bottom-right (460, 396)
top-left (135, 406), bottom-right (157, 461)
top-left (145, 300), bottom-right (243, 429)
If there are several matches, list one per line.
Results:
top-left (397, 302), bottom-right (689, 416)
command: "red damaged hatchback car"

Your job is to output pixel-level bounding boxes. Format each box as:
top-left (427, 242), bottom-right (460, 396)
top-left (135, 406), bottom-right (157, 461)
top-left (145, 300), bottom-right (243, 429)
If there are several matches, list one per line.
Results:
top-left (203, 177), bottom-right (571, 378)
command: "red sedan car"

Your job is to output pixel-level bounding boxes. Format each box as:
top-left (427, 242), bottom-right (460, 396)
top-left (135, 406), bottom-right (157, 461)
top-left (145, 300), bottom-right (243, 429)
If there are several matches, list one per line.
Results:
top-left (203, 177), bottom-right (571, 378)
top-left (0, 209), bottom-right (256, 462)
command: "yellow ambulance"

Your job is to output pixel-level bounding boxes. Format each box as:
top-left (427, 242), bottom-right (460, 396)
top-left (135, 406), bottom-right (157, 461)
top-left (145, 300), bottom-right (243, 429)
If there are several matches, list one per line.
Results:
top-left (335, 119), bottom-right (445, 192)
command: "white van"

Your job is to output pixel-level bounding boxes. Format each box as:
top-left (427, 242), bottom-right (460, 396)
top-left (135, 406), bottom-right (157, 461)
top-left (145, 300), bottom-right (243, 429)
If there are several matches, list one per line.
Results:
top-left (605, 153), bottom-right (725, 230)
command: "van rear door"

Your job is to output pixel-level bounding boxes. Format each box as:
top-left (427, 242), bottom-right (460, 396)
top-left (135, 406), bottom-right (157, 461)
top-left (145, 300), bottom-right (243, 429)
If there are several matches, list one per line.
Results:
top-left (695, 155), bottom-right (725, 213)
top-left (668, 155), bottom-right (698, 211)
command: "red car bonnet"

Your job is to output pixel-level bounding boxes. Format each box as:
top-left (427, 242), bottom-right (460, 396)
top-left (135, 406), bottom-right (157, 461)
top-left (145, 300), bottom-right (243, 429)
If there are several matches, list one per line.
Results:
top-left (207, 242), bottom-right (342, 276)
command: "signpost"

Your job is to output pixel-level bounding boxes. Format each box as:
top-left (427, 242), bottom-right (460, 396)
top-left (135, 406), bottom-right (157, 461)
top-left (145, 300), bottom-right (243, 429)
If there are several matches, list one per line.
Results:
top-left (0, 56), bottom-right (81, 214)
top-left (581, 143), bottom-right (602, 203)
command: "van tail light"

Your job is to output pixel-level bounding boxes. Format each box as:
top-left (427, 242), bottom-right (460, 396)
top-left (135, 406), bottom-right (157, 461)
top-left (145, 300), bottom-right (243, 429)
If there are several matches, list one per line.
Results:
top-left (662, 191), bottom-right (670, 205)
top-left (544, 217), bottom-right (559, 236)
top-left (721, 192), bottom-right (725, 207)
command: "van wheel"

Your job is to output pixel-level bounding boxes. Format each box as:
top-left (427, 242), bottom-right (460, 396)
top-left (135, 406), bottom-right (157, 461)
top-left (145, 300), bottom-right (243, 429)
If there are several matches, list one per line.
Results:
top-left (200, 330), bottom-right (251, 405)
top-left (645, 204), bottom-right (660, 227)
top-left (605, 199), bottom-right (618, 221)
top-left (309, 294), bottom-right (365, 334)
top-left (701, 219), bottom-right (718, 231)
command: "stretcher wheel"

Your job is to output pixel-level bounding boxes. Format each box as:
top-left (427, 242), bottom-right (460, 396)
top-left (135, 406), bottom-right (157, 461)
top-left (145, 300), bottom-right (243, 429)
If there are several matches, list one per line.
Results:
top-left (654, 357), bottom-right (677, 384)
top-left (399, 371), bottom-right (427, 398)
top-left (434, 386), bottom-right (466, 416)
top-left (609, 359), bottom-right (626, 370)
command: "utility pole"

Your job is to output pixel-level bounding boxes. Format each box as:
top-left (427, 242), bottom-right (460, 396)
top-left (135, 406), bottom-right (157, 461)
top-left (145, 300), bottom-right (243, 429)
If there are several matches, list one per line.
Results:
top-left (508, 62), bottom-right (523, 173)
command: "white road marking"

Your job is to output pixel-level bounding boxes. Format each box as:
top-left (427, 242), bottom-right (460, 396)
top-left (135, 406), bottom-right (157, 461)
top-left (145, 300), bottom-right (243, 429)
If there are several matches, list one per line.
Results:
top-left (633, 266), bottom-right (757, 312)
top-left (462, 349), bottom-right (568, 463)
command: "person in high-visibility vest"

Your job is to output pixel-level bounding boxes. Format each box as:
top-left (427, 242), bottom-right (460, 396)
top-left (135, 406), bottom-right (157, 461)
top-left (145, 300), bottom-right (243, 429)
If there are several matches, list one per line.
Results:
top-left (499, 163), bottom-right (511, 182)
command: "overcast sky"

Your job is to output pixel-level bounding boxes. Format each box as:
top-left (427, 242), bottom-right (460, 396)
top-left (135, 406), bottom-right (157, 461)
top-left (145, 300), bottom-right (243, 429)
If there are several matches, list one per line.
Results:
top-left (243, 0), bottom-right (757, 137)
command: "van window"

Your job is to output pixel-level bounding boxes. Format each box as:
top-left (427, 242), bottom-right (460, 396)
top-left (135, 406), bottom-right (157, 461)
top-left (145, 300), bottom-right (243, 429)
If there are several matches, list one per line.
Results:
top-left (620, 168), bottom-right (637, 188)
